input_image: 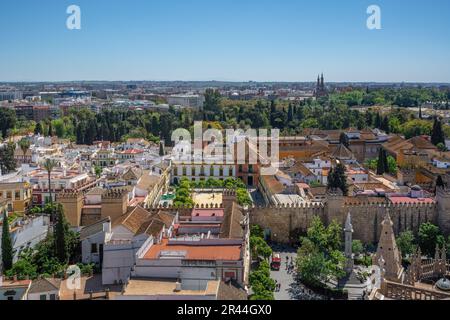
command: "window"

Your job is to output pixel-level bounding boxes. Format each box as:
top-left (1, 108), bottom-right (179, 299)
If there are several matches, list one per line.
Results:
top-left (40, 294), bottom-right (47, 300)
top-left (239, 165), bottom-right (243, 173)
top-left (6, 191), bottom-right (12, 199)
top-left (91, 243), bottom-right (98, 254)
top-left (15, 191), bottom-right (20, 199)
top-left (50, 294), bottom-right (56, 300)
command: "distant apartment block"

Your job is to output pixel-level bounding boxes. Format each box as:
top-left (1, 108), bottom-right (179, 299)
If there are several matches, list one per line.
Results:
top-left (167, 94), bottom-right (205, 109)
top-left (14, 105), bottom-right (59, 122)
top-left (0, 91), bottom-right (23, 101)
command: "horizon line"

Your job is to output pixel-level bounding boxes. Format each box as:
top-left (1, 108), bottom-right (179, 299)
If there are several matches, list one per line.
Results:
top-left (1, 79), bottom-right (450, 85)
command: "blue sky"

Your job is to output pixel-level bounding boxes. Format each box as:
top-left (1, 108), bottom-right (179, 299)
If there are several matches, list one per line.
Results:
top-left (1, 0), bottom-right (450, 82)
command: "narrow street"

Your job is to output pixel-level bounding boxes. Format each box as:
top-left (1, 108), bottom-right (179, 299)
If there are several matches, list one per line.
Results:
top-left (270, 245), bottom-right (327, 300)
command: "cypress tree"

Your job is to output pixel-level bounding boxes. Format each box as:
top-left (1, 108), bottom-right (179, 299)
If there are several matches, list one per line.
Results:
top-left (270, 100), bottom-right (276, 126)
top-left (54, 204), bottom-right (69, 263)
top-left (1, 210), bottom-right (13, 271)
top-left (431, 117), bottom-right (445, 146)
top-left (48, 120), bottom-right (53, 137)
top-left (375, 113), bottom-right (382, 128)
top-left (382, 116), bottom-right (390, 133)
top-left (377, 148), bottom-right (385, 175)
top-left (339, 132), bottom-right (350, 148)
top-left (327, 163), bottom-right (348, 196)
top-left (383, 150), bottom-right (389, 173)
top-left (34, 122), bottom-right (43, 135)
top-left (287, 104), bottom-right (294, 122)
top-left (436, 175), bottom-right (446, 189)
top-left (335, 163), bottom-right (349, 196)
top-left (159, 141), bottom-right (165, 156)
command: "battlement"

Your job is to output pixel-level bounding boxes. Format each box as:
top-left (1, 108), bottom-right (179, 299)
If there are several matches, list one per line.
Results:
top-left (251, 202), bottom-right (325, 210)
top-left (103, 188), bottom-right (128, 200)
top-left (148, 203), bottom-right (225, 210)
top-left (57, 190), bottom-right (83, 199)
top-left (342, 202), bottom-right (436, 209)
top-left (222, 190), bottom-right (237, 197)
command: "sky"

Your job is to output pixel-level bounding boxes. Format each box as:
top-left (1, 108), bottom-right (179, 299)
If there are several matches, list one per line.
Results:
top-left (0, 0), bottom-right (450, 83)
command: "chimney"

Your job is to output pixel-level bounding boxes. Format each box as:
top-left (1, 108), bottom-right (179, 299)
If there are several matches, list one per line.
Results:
top-left (174, 281), bottom-right (182, 292)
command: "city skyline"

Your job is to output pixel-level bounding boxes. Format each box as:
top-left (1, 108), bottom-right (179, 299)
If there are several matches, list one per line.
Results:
top-left (1, 0), bottom-right (450, 82)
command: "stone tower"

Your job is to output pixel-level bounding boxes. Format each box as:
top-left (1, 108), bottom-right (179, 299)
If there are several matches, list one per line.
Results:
top-left (344, 213), bottom-right (354, 274)
top-left (436, 186), bottom-right (450, 236)
top-left (374, 211), bottom-right (403, 282)
top-left (56, 191), bottom-right (84, 227)
top-left (101, 188), bottom-right (129, 221)
top-left (325, 188), bottom-right (344, 225)
top-left (222, 189), bottom-right (237, 211)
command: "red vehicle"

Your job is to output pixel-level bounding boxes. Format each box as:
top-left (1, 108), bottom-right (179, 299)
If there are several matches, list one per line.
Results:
top-left (271, 254), bottom-right (281, 271)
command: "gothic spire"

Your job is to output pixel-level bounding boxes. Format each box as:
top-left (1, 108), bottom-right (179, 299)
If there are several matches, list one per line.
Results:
top-left (375, 211), bottom-right (403, 282)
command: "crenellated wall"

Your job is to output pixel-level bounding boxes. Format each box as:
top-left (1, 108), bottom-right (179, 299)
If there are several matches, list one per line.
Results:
top-left (250, 203), bottom-right (326, 243)
top-left (249, 190), bottom-right (446, 245)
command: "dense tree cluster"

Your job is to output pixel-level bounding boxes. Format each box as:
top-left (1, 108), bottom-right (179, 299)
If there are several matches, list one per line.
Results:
top-left (396, 223), bottom-right (450, 259)
top-left (296, 217), bottom-right (345, 287)
top-left (327, 163), bottom-right (348, 196)
top-left (1, 87), bottom-right (450, 148)
top-left (249, 225), bottom-right (275, 300)
top-left (0, 108), bottom-right (16, 139)
top-left (365, 152), bottom-right (398, 176)
top-left (0, 142), bottom-right (16, 174)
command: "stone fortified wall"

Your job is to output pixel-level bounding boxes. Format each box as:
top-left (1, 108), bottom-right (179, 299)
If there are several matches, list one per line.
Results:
top-left (250, 188), bottom-right (450, 244)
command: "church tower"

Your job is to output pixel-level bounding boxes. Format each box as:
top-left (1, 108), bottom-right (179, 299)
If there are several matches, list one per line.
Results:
top-left (315, 73), bottom-right (327, 98)
top-left (374, 211), bottom-right (403, 282)
top-left (344, 213), bottom-right (354, 274)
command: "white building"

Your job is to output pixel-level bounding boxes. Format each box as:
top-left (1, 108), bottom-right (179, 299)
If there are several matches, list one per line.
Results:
top-left (80, 217), bottom-right (112, 265)
top-left (432, 157), bottom-right (450, 169)
top-left (27, 278), bottom-right (61, 301)
top-left (167, 94), bottom-right (205, 109)
top-left (0, 91), bottom-right (22, 101)
top-left (101, 207), bottom-right (177, 285)
top-left (0, 215), bottom-right (49, 263)
top-left (171, 162), bottom-right (236, 185)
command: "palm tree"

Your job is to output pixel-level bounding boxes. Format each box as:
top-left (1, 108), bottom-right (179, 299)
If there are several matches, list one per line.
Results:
top-left (18, 138), bottom-right (31, 164)
top-left (42, 158), bottom-right (58, 206)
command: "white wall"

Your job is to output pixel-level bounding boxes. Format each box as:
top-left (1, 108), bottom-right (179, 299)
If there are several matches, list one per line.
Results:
top-left (27, 290), bottom-right (59, 301)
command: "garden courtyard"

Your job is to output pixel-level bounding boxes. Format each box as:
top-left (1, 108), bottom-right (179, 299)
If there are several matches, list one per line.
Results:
top-left (193, 192), bottom-right (223, 206)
